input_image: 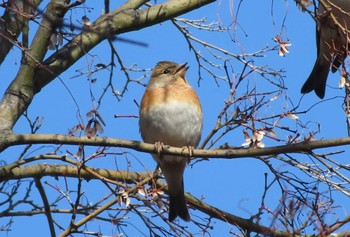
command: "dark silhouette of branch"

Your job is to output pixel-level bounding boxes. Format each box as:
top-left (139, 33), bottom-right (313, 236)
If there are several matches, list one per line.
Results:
top-left (35, 178), bottom-right (56, 237)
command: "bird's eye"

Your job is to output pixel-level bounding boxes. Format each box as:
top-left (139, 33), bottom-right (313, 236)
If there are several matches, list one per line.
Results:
top-left (162, 69), bottom-right (171, 74)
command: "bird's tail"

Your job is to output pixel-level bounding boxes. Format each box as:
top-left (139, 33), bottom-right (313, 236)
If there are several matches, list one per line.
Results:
top-left (168, 180), bottom-right (190, 222)
top-left (158, 156), bottom-right (190, 221)
top-left (301, 59), bottom-right (330, 99)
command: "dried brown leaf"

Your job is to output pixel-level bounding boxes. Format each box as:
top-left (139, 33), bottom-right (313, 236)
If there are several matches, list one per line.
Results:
top-left (96, 113), bottom-right (106, 126)
top-left (286, 112), bottom-right (299, 120)
top-left (94, 120), bottom-right (104, 134)
top-left (274, 36), bottom-right (292, 57)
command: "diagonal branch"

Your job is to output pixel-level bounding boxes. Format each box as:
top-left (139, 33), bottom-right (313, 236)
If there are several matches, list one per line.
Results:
top-left (59, 173), bottom-right (154, 237)
top-left (35, 178), bottom-right (56, 237)
top-left (0, 0), bottom-right (215, 135)
top-left (0, 0), bottom-right (42, 65)
top-left (0, 0), bottom-right (71, 133)
top-left (0, 163), bottom-right (316, 237)
top-left (33, 0), bottom-right (216, 93)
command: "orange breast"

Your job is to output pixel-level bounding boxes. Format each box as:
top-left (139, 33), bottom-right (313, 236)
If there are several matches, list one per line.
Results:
top-left (140, 83), bottom-right (201, 115)
top-left (139, 83), bottom-right (202, 147)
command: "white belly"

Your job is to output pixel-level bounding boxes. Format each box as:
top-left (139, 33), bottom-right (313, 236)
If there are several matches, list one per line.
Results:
top-left (140, 100), bottom-right (202, 148)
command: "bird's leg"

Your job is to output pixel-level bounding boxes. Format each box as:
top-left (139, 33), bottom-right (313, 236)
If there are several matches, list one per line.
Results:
top-left (155, 141), bottom-right (164, 157)
top-left (153, 143), bottom-right (164, 180)
top-left (155, 141), bottom-right (164, 155)
top-left (181, 146), bottom-right (195, 164)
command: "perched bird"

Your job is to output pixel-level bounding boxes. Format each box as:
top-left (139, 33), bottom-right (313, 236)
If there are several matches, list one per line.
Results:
top-left (139, 61), bottom-right (203, 221)
top-left (301, 0), bottom-right (350, 99)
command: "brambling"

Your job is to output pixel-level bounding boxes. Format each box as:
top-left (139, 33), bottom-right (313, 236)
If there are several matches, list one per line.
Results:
top-left (139, 61), bottom-right (203, 221)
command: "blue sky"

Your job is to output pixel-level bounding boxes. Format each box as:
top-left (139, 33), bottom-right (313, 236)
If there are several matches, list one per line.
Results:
top-left (1, 0), bottom-right (349, 236)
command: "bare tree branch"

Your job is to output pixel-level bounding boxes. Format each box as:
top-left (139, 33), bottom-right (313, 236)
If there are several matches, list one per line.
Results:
top-left (2, 133), bottom-right (350, 158)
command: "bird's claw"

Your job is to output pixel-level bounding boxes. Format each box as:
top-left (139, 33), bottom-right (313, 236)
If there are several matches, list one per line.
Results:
top-left (155, 141), bottom-right (164, 156)
top-left (182, 146), bottom-right (195, 163)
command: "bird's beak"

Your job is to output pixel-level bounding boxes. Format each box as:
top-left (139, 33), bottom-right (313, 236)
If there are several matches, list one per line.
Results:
top-left (174, 63), bottom-right (189, 78)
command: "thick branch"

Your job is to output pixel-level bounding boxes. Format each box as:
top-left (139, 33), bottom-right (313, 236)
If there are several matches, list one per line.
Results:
top-left (1, 133), bottom-right (350, 158)
top-left (188, 194), bottom-right (289, 237)
top-left (0, 0), bottom-right (70, 133)
top-left (0, 163), bottom-right (148, 182)
top-left (0, 0), bottom-right (215, 135)
top-left (33, 0), bottom-right (215, 92)
top-left (0, 163), bottom-right (297, 237)
top-left (0, 0), bottom-right (42, 65)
